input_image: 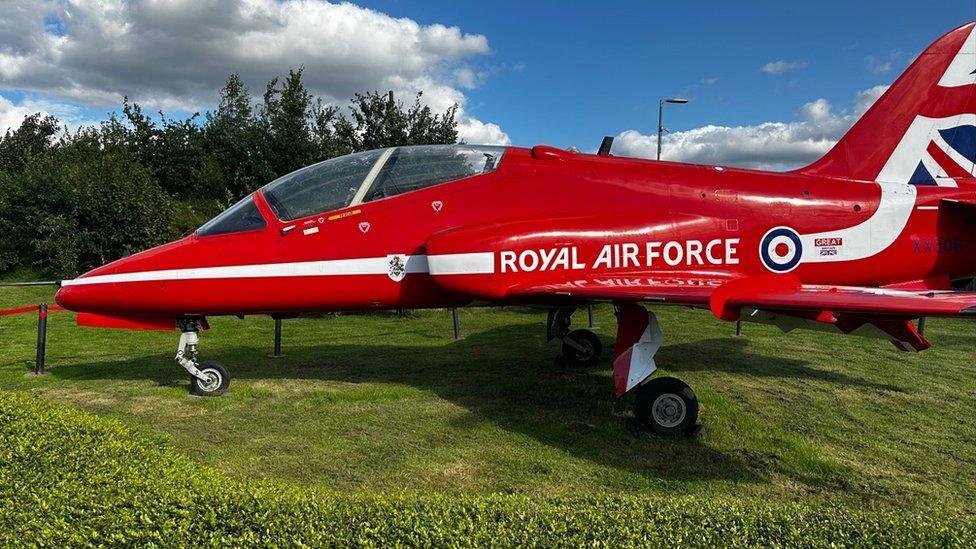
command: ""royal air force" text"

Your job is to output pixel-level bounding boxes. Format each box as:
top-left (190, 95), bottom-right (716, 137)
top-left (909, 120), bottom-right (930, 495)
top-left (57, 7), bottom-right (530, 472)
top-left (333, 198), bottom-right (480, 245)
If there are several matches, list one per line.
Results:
top-left (499, 239), bottom-right (740, 273)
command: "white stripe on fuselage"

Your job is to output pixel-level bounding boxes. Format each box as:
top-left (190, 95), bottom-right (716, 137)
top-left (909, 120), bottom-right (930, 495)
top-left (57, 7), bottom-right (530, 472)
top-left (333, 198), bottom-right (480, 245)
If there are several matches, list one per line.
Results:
top-left (427, 252), bottom-right (494, 275)
top-left (60, 253), bottom-right (495, 286)
top-left (799, 183), bottom-right (916, 264)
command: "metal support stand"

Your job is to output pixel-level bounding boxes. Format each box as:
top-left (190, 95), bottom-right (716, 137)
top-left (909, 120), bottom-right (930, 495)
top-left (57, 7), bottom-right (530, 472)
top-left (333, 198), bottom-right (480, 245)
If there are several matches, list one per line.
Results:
top-left (587, 305), bottom-right (594, 328)
top-left (451, 308), bottom-right (461, 340)
top-left (273, 318), bottom-right (283, 358)
top-left (734, 320), bottom-right (742, 337)
top-left (33, 303), bottom-right (47, 375)
top-left (918, 317), bottom-right (926, 336)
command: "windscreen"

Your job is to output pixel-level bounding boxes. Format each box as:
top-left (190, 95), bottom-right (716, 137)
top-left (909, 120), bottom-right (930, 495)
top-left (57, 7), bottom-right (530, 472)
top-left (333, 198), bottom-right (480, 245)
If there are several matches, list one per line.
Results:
top-left (196, 195), bottom-right (266, 237)
top-left (262, 149), bottom-right (385, 221)
top-left (364, 145), bottom-right (505, 202)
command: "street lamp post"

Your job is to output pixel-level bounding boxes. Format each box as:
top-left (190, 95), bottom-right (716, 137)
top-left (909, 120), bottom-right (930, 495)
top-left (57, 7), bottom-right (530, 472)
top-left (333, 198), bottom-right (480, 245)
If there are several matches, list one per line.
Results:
top-left (657, 97), bottom-right (688, 160)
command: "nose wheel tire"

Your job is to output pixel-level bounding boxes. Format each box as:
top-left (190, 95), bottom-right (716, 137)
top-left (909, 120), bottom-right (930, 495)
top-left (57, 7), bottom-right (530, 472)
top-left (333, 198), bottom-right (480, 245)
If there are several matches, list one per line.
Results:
top-left (190, 361), bottom-right (230, 397)
top-left (561, 329), bottom-right (603, 367)
top-left (634, 376), bottom-right (698, 436)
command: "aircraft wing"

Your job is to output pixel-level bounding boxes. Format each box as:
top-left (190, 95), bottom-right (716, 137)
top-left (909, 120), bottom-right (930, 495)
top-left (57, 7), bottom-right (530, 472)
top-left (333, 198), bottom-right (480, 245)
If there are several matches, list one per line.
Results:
top-left (506, 272), bottom-right (976, 317)
top-left (505, 273), bottom-right (976, 352)
top-left (708, 274), bottom-right (976, 321)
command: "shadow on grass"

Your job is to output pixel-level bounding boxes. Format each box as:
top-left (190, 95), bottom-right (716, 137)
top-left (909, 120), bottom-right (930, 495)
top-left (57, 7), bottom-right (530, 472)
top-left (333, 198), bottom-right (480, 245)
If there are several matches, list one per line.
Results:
top-left (659, 338), bottom-right (903, 392)
top-left (45, 323), bottom-right (883, 486)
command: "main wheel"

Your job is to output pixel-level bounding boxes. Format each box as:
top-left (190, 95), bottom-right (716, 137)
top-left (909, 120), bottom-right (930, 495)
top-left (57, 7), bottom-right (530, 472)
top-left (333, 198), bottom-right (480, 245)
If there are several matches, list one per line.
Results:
top-left (189, 361), bottom-right (230, 397)
top-left (634, 377), bottom-right (698, 436)
top-left (561, 329), bottom-right (603, 367)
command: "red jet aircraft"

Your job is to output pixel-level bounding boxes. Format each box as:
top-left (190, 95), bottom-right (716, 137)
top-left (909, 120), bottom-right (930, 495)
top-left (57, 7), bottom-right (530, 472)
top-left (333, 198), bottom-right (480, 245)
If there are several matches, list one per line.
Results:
top-left (57, 22), bottom-right (976, 435)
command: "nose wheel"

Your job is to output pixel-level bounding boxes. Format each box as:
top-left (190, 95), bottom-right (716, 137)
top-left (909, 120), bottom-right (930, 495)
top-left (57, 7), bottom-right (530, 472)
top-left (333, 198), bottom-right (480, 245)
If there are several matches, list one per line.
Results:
top-left (634, 377), bottom-right (698, 436)
top-left (176, 318), bottom-right (230, 397)
top-left (189, 361), bottom-right (230, 397)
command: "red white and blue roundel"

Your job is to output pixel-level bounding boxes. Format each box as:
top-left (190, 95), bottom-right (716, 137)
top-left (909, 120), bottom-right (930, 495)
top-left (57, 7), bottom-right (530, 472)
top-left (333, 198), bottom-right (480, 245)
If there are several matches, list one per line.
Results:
top-left (760, 226), bottom-right (803, 272)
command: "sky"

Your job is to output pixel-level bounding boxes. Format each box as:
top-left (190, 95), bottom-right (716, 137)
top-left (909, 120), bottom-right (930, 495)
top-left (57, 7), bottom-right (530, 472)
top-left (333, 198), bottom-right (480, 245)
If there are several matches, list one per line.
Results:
top-left (0, 0), bottom-right (974, 169)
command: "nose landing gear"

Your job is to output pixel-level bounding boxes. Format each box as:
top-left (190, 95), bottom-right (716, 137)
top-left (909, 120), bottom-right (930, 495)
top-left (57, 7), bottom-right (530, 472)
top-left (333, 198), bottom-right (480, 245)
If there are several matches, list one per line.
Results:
top-left (548, 307), bottom-right (603, 367)
top-left (176, 318), bottom-right (230, 397)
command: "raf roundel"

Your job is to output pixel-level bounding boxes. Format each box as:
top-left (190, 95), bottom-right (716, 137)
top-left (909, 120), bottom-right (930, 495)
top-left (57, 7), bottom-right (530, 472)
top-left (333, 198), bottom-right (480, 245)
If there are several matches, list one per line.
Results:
top-left (760, 226), bottom-right (803, 272)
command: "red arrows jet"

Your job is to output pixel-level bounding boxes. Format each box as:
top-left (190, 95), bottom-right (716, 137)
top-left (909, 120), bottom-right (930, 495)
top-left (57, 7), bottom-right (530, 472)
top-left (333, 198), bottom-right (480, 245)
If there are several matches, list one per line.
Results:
top-left (57, 22), bottom-right (976, 435)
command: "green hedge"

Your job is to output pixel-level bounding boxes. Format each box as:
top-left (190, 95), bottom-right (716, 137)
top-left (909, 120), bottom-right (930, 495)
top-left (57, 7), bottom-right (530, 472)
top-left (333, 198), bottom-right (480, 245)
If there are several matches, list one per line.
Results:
top-left (0, 390), bottom-right (972, 547)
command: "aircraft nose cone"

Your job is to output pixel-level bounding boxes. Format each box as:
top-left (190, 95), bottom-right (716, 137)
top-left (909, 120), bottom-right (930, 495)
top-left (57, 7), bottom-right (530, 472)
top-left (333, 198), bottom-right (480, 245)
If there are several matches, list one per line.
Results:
top-left (54, 282), bottom-right (94, 313)
top-left (54, 235), bottom-right (201, 317)
top-left (53, 284), bottom-right (69, 308)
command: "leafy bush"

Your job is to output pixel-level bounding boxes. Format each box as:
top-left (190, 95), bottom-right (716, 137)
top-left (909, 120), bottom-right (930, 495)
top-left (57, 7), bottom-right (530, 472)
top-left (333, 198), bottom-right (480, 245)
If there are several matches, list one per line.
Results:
top-left (0, 390), bottom-right (972, 547)
top-left (0, 70), bottom-right (462, 279)
top-left (0, 139), bottom-right (174, 278)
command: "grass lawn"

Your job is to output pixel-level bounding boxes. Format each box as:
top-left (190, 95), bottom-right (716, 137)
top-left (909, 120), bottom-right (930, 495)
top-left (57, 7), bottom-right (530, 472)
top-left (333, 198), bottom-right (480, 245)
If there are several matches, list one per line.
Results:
top-left (2, 285), bottom-right (975, 513)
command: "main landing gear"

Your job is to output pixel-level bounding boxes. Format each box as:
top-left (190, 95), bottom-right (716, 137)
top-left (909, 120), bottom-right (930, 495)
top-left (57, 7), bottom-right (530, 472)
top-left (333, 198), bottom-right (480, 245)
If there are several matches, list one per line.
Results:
top-left (176, 318), bottom-right (230, 397)
top-left (547, 307), bottom-right (603, 367)
top-left (612, 302), bottom-right (700, 436)
top-left (633, 377), bottom-right (699, 436)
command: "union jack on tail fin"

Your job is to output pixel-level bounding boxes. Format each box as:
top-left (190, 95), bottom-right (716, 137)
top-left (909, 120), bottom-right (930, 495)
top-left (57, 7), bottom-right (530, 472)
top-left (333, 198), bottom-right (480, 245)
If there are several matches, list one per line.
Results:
top-left (796, 22), bottom-right (976, 186)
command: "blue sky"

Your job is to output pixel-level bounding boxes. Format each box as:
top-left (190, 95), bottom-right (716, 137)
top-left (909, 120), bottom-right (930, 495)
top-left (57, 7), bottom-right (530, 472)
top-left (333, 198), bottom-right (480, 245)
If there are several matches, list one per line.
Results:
top-left (357, 0), bottom-right (974, 148)
top-left (0, 1), bottom-right (973, 168)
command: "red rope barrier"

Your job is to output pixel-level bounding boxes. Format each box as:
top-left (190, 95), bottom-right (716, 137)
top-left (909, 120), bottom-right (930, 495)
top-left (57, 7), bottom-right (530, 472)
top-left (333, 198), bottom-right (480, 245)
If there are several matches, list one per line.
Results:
top-left (0, 305), bottom-right (66, 317)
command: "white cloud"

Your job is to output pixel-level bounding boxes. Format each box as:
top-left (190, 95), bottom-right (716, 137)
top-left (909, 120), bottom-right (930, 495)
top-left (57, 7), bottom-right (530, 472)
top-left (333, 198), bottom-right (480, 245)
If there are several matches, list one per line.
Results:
top-left (871, 61), bottom-right (892, 74)
top-left (453, 66), bottom-right (480, 89)
top-left (0, 93), bottom-right (95, 135)
top-left (457, 117), bottom-right (510, 145)
top-left (854, 85), bottom-right (889, 114)
top-left (611, 86), bottom-right (889, 170)
top-left (0, 0), bottom-right (507, 140)
top-left (760, 60), bottom-right (807, 74)
top-left (867, 51), bottom-right (902, 75)
top-left (0, 96), bottom-right (41, 135)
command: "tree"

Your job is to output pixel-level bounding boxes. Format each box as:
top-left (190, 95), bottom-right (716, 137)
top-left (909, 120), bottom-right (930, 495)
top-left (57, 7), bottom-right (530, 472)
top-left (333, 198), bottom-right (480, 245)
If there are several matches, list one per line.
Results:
top-left (259, 68), bottom-right (320, 176)
top-left (0, 113), bottom-right (62, 174)
top-left (122, 99), bottom-right (213, 199)
top-left (0, 130), bottom-right (174, 277)
top-left (203, 74), bottom-right (274, 199)
top-left (340, 91), bottom-right (459, 152)
top-left (0, 70), bottom-right (462, 277)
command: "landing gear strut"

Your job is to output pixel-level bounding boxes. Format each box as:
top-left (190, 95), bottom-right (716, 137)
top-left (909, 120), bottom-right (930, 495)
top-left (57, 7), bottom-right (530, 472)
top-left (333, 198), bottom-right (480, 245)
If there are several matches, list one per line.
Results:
top-left (547, 306), bottom-right (602, 367)
top-left (612, 303), bottom-right (699, 436)
top-left (176, 318), bottom-right (230, 397)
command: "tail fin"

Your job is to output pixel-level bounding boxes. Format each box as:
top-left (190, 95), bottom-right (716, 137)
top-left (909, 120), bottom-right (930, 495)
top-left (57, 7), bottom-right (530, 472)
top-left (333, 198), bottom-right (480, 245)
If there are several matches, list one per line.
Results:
top-left (796, 22), bottom-right (976, 186)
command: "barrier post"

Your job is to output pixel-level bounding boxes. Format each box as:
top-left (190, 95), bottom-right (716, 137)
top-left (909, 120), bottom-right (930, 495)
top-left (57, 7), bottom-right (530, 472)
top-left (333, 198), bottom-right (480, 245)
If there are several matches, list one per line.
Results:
top-left (587, 305), bottom-right (594, 328)
top-left (273, 318), bottom-right (283, 358)
top-left (34, 303), bottom-right (47, 375)
top-left (451, 308), bottom-right (461, 340)
top-left (735, 320), bottom-right (743, 337)
top-left (918, 317), bottom-right (926, 336)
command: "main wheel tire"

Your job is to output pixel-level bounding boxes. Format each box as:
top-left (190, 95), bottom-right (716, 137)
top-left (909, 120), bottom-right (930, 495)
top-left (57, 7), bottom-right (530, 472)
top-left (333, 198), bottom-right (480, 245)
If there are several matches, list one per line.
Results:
top-left (561, 329), bottom-right (603, 367)
top-left (189, 361), bottom-right (230, 397)
top-left (634, 377), bottom-right (698, 436)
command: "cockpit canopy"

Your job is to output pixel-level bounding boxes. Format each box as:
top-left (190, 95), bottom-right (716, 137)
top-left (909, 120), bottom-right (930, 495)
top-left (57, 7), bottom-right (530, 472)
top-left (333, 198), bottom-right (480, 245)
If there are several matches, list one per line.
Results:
top-left (196, 144), bottom-right (505, 236)
top-left (263, 144), bottom-right (505, 221)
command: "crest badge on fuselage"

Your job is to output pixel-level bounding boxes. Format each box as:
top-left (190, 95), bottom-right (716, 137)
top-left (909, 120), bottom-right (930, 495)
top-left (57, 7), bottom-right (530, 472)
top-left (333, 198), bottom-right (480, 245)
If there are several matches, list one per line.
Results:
top-left (387, 254), bottom-right (408, 282)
